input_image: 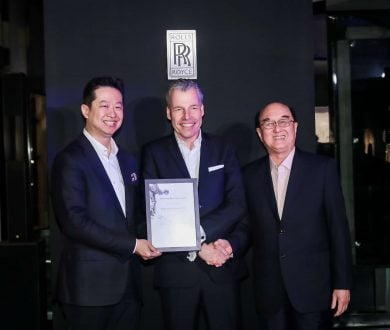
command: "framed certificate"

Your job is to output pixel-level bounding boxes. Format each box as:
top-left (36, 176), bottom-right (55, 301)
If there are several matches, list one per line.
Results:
top-left (145, 178), bottom-right (201, 252)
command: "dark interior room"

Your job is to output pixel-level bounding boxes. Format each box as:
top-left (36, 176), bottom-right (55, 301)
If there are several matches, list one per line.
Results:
top-left (0, 0), bottom-right (389, 329)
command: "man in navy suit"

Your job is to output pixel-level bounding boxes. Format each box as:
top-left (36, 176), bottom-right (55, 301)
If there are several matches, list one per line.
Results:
top-left (51, 77), bottom-right (161, 330)
top-left (141, 80), bottom-right (247, 330)
top-left (243, 102), bottom-right (352, 330)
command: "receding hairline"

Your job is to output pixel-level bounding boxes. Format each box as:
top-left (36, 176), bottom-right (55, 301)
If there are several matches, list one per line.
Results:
top-left (165, 80), bottom-right (204, 107)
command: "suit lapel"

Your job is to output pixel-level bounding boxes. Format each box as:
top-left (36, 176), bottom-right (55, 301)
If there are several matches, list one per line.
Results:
top-left (117, 150), bottom-right (134, 220)
top-left (282, 150), bottom-right (304, 221)
top-left (258, 158), bottom-right (280, 221)
top-left (79, 135), bottom-right (126, 218)
top-left (198, 133), bottom-right (210, 187)
top-left (167, 134), bottom-right (191, 178)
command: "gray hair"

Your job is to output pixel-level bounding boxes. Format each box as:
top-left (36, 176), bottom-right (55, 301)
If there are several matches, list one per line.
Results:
top-left (165, 79), bottom-right (204, 107)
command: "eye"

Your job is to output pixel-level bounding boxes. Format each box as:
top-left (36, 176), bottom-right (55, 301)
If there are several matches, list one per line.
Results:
top-left (278, 119), bottom-right (292, 127)
top-left (262, 121), bottom-right (275, 129)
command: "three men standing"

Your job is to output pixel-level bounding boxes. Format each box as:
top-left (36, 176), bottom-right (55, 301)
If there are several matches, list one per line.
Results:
top-left (52, 77), bottom-right (352, 330)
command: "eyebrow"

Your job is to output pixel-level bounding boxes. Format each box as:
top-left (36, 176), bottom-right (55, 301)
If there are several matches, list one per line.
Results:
top-left (261, 115), bottom-right (291, 121)
top-left (98, 100), bottom-right (123, 105)
top-left (172, 104), bottom-right (200, 109)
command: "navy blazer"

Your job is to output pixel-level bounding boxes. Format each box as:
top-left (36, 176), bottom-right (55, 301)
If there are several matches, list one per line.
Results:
top-left (243, 149), bottom-right (352, 314)
top-left (51, 134), bottom-right (141, 306)
top-left (141, 133), bottom-right (248, 287)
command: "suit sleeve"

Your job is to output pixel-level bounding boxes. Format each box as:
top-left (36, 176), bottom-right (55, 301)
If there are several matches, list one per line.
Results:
top-left (51, 152), bottom-right (136, 260)
top-left (324, 158), bottom-right (353, 289)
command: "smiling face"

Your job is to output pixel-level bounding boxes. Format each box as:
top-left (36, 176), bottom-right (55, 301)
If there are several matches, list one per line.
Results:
top-left (81, 86), bottom-right (123, 147)
top-left (166, 87), bottom-right (204, 148)
top-left (256, 102), bottom-right (298, 162)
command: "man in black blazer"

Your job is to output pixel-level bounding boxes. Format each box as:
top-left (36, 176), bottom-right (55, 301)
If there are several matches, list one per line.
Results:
top-left (51, 77), bottom-right (161, 330)
top-left (141, 80), bottom-right (248, 330)
top-left (243, 102), bottom-right (352, 330)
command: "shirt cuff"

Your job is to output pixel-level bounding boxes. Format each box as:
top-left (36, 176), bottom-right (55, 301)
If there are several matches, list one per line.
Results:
top-left (132, 239), bottom-right (138, 254)
top-left (200, 225), bottom-right (206, 243)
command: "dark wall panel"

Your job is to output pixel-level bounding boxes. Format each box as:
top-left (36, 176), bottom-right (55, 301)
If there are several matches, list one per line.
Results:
top-left (44, 0), bottom-right (315, 166)
top-left (0, 73), bottom-right (36, 241)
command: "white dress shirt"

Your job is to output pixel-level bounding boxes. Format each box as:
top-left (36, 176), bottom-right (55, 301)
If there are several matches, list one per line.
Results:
top-left (270, 148), bottom-right (295, 218)
top-left (174, 131), bottom-right (206, 261)
top-left (83, 129), bottom-right (126, 216)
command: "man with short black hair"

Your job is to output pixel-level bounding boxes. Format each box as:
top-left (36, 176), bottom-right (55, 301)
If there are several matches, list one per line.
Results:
top-left (51, 76), bottom-right (160, 330)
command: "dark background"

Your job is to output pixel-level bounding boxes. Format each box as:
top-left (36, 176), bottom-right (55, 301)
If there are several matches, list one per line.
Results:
top-left (43, 0), bottom-right (315, 329)
top-left (1, 0), bottom-right (390, 329)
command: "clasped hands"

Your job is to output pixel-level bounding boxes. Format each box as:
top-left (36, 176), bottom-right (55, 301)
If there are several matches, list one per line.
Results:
top-left (134, 238), bottom-right (233, 267)
top-left (198, 239), bottom-right (233, 267)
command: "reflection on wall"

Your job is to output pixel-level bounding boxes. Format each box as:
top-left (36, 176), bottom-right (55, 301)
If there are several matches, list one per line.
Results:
top-left (386, 144), bottom-right (390, 163)
top-left (364, 128), bottom-right (375, 156)
top-left (32, 94), bottom-right (48, 228)
top-left (385, 128), bottom-right (390, 163)
top-left (315, 106), bottom-right (335, 157)
top-left (315, 106), bottom-right (332, 143)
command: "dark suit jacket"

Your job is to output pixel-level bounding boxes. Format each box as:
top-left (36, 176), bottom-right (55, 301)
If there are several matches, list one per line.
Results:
top-left (51, 134), bottom-right (141, 306)
top-left (141, 133), bottom-right (248, 287)
top-left (243, 149), bottom-right (352, 314)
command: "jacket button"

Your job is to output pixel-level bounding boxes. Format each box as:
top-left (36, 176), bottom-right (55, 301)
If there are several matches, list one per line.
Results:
top-left (280, 254), bottom-right (286, 259)
top-left (280, 229), bottom-right (286, 234)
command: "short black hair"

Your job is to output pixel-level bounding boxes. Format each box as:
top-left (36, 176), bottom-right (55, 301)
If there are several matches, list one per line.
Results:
top-left (82, 76), bottom-right (124, 107)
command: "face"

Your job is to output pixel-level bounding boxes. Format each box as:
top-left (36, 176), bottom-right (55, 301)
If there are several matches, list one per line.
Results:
top-left (166, 87), bottom-right (204, 146)
top-left (256, 102), bottom-right (298, 158)
top-left (81, 86), bottom-right (123, 145)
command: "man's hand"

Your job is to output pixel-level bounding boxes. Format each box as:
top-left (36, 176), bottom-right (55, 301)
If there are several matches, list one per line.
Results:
top-left (213, 239), bottom-right (233, 257)
top-left (198, 242), bottom-right (230, 267)
top-left (331, 289), bottom-right (350, 317)
top-left (135, 239), bottom-right (161, 260)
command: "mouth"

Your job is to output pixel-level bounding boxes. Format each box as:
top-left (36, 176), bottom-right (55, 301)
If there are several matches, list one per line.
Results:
top-left (273, 134), bottom-right (286, 140)
top-left (180, 122), bottom-right (196, 128)
top-left (103, 120), bottom-right (118, 127)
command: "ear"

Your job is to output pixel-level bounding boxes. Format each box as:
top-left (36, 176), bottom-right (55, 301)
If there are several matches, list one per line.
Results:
top-left (200, 104), bottom-right (205, 117)
top-left (256, 127), bottom-right (264, 142)
top-left (166, 106), bottom-right (171, 120)
top-left (294, 121), bottom-right (298, 134)
top-left (81, 104), bottom-right (90, 119)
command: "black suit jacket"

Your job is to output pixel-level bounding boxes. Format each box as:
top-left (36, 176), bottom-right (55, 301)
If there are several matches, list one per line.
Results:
top-left (141, 133), bottom-right (248, 287)
top-left (243, 149), bottom-right (352, 314)
top-left (51, 134), bottom-right (141, 306)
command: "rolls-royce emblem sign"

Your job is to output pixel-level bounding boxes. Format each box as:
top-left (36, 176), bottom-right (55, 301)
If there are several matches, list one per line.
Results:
top-left (167, 30), bottom-right (197, 80)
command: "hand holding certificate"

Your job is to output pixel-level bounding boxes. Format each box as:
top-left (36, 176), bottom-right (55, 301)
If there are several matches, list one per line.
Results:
top-left (145, 179), bottom-right (201, 252)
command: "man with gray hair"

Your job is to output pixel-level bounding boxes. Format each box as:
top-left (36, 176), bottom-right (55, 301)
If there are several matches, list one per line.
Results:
top-left (141, 79), bottom-right (248, 330)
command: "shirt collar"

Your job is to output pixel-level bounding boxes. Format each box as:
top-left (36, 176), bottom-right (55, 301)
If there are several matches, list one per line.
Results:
top-left (269, 147), bottom-right (295, 171)
top-left (83, 128), bottom-right (118, 157)
top-left (174, 130), bottom-right (202, 150)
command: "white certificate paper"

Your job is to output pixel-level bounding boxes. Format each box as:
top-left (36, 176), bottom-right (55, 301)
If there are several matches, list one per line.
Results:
top-left (145, 179), bottom-right (201, 252)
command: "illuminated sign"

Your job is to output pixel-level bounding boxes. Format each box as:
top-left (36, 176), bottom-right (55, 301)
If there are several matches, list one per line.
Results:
top-left (167, 30), bottom-right (197, 80)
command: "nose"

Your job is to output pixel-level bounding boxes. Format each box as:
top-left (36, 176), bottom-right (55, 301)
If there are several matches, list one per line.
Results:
top-left (183, 108), bottom-right (190, 119)
top-left (106, 105), bottom-right (116, 117)
top-left (273, 122), bottom-right (281, 131)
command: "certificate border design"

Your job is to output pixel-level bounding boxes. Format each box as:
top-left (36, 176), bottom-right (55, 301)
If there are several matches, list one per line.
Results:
top-left (145, 178), bottom-right (201, 252)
